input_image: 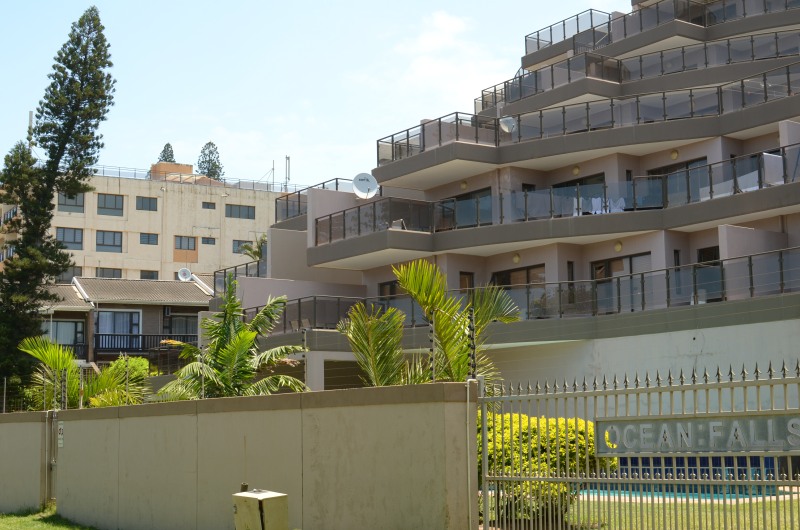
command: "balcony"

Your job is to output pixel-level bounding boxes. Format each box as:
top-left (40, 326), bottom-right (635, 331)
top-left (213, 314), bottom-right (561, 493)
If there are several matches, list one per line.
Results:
top-left (478, 29), bottom-right (800, 113)
top-left (524, 0), bottom-right (800, 57)
top-left (214, 260), bottom-right (268, 295)
top-left (274, 178), bottom-right (353, 223)
top-left (378, 61), bottom-right (800, 167)
top-left (260, 246), bottom-right (800, 336)
top-left (93, 334), bottom-right (197, 354)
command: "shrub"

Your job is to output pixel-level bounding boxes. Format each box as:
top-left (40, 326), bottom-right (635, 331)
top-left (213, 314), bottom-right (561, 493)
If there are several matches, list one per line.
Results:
top-left (478, 411), bottom-right (617, 522)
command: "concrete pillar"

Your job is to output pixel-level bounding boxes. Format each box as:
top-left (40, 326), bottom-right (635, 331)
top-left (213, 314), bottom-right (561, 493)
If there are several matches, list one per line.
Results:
top-left (304, 354), bottom-right (325, 391)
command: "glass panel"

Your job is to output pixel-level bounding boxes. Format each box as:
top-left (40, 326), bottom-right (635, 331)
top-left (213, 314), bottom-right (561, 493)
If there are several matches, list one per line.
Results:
top-left (624, 12), bottom-right (641, 37)
top-left (692, 87), bottom-right (721, 116)
top-left (329, 212), bottom-right (344, 243)
top-left (640, 53), bottom-right (662, 78)
top-left (720, 81), bottom-right (744, 112)
top-left (646, 270), bottom-right (669, 310)
top-left (670, 266), bottom-right (693, 305)
top-left (695, 264), bottom-right (724, 302)
top-left (657, 0), bottom-right (677, 24)
top-left (777, 32), bottom-right (800, 56)
top-left (564, 104), bottom-right (588, 134)
top-left (541, 108), bottom-right (563, 137)
top-left (705, 42), bottom-right (729, 65)
top-left (634, 177), bottom-right (664, 209)
top-left (763, 151), bottom-right (785, 185)
top-left (519, 113), bottom-right (541, 141)
top-left (613, 98), bottom-right (638, 126)
top-left (520, 73), bottom-right (538, 98)
top-left (728, 36), bottom-right (753, 63)
top-left (735, 155), bottom-right (762, 192)
top-left (596, 280), bottom-right (618, 314)
top-left (621, 57), bottom-right (642, 80)
top-left (605, 181), bottom-right (632, 212)
top-left (790, 64), bottom-right (800, 97)
top-left (705, 1), bottom-right (727, 25)
top-left (552, 186), bottom-right (578, 217)
top-left (588, 100), bottom-right (613, 130)
top-left (783, 249), bottom-right (800, 293)
top-left (344, 208), bottom-right (359, 239)
top-left (688, 162), bottom-right (712, 203)
top-left (665, 90), bottom-right (692, 119)
top-left (552, 60), bottom-right (572, 88)
top-left (662, 48), bottom-right (684, 75)
top-left (505, 77), bottom-right (522, 103)
top-left (537, 67), bottom-right (553, 93)
top-left (375, 200), bottom-right (391, 231)
top-left (723, 257), bottom-right (750, 300)
top-left (579, 183), bottom-right (605, 214)
top-left (711, 159), bottom-right (736, 198)
top-left (744, 0), bottom-right (767, 16)
top-left (742, 77), bottom-right (766, 106)
top-left (638, 93), bottom-right (664, 123)
top-left (753, 34), bottom-right (778, 59)
top-left (683, 44), bottom-right (706, 70)
top-left (766, 70), bottom-right (789, 101)
top-left (526, 189), bottom-right (552, 219)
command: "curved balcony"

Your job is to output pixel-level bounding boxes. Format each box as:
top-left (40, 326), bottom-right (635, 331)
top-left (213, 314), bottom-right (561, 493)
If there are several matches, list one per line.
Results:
top-left (524, 0), bottom-right (799, 56)
top-left (274, 178), bottom-right (353, 222)
top-left (263, 245), bottom-right (800, 336)
top-left (478, 29), bottom-right (800, 113)
top-left (378, 61), bottom-right (800, 167)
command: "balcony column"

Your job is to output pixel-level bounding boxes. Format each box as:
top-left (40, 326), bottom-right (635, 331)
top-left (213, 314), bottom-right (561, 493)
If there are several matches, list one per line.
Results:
top-left (87, 307), bottom-right (96, 363)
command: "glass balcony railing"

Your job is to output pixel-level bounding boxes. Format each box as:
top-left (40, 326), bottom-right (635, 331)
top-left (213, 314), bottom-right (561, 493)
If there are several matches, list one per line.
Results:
top-left (340, 143), bottom-right (800, 245)
top-left (524, 0), bottom-right (800, 56)
top-left (380, 61), bottom-right (800, 166)
top-left (214, 260), bottom-right (267, 296)
top-left (477, 29), bottom-right (800, 113)
top-left (275, 178), bottom-right (353, 222)
top-left (256, 245), bottom-right (800, 334)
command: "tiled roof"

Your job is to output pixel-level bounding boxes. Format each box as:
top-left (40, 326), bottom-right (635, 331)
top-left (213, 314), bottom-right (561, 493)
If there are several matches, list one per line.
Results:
top-left (73, 278), bottom-right (212, 306)
top-left (42, 284), bottom-right (92, 313)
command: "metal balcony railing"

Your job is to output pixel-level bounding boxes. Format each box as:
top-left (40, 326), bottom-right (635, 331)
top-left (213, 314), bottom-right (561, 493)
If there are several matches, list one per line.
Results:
top-left (524, 0), bottom-right (800, 55)
top-left (93, 334), bottom-right (197, 353)
top-left (477, 29), bottom-right (800, 113)
top-left (379, 61), bottom-right (800, 166)
top-left (214, 260), bottom-right (267, 296)
top-left (330, 144), bottom-right (800, 245)
top-left (252, 245), bottom-right (800, 335)
top-left (274, 178), bottom-right (354, 222)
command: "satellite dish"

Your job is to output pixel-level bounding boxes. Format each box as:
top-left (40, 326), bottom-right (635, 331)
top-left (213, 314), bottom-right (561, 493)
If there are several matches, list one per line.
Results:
top-left (499, 117), bottom-right (517, 134)
top-left (177, 268), bottom-right (192, 282)
top-left (353, 173), bottom-right (379, 199)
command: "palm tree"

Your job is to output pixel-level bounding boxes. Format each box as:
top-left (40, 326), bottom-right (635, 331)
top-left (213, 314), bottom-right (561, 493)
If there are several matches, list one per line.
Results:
top-left (239, 234), bottom-right (268, 261)
top-left (393, 259), bottom-right (519, 383)
top-left (336, 302), bottom-right (429, 387)
top-left (158, 278), bottom-right (306, 399)
top-left (19, 337), bottom-right (149, 409)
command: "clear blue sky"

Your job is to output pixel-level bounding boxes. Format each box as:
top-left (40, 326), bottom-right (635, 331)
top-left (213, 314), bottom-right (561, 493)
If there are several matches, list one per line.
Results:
top-left (0, 1), bottom-right (627, 188)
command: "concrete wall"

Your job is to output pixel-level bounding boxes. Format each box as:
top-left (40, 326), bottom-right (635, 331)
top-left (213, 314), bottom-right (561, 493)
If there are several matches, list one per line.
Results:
top-left (267, 228), bottom-right (362, 285)
top-left (0, 412), bottom-right (46, 513)
top-left (43, 383), bottom-right (477, 530)
top-left (236, 276), bottom-right (366, 309)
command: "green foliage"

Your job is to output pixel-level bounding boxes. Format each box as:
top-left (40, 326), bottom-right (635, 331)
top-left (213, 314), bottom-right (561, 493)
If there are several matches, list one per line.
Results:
top-left (19, 337), bottom-right (149, 409)
top-left (158, 142), bottom-right (176, 163)
top-left (0, 6), bottom-right (115, 380)
top-left (337, 302), bottom-right (429, 386)
top-left (197, 141), bottom-right (224, 180)
top-left (158, 277), bottom-right (306, 399)
top-left (239, 233), bottom-right (267, 261)
top-left (478, 411), bottom-right (617, 521)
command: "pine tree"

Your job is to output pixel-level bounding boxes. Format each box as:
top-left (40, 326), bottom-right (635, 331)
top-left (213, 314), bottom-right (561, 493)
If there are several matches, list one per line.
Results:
top-left (197, 141), bottom-right (224, 180)
top-left (158, 142), bottom-right (176, 163)
top-left (0, 6), bottom-right (115, 380)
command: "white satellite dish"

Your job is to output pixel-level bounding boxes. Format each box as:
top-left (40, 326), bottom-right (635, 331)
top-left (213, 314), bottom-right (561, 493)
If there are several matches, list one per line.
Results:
top-left (353, 173), bottom-right (379, 199)
top-left (499, 117), bottom-right (518, 134)
top-left (177, 268), bottom-right (192, 282)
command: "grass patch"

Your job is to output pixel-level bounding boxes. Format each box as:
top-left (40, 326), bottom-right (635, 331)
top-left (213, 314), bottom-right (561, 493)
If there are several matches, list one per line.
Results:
top-left (0, 504), bottom-right (98, 530)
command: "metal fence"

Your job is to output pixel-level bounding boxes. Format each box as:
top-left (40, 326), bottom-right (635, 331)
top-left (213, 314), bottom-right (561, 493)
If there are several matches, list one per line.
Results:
top-left (479, 361), bottom-right (800, 529)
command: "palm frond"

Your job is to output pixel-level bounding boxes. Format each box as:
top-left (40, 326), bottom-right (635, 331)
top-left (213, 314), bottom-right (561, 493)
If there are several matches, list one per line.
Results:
top-left (245, 375), bottom-right (307, 396)
top-left (252, 345), bottom-right (305, 370)
top-left (337, 302), bottom-right (406, 387)
top-left (246, 296), bottom-right (287, 337)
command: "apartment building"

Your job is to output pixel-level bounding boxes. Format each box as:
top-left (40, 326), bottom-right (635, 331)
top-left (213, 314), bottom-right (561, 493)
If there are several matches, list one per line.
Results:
top-left (2, 162), bottom-right (281, 281)
top-left (233, 0), bottom-right (800, 389)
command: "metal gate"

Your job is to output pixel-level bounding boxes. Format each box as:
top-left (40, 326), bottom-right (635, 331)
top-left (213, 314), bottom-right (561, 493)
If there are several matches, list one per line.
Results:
top-left (479, 361), bottom-right (800, 529)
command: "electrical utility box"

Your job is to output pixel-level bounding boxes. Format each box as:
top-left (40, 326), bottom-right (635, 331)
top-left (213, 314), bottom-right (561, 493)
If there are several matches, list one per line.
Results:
top-left (232, 489), bottom-right (289, 530)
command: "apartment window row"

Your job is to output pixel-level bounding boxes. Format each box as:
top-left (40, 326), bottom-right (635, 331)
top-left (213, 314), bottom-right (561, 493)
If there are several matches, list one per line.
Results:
top-left (56, 266), bottom-right (161, 282)
top-left (57, 193), bottom-right (250, 217)
top-left (56, 228), bottom-right (242, 252)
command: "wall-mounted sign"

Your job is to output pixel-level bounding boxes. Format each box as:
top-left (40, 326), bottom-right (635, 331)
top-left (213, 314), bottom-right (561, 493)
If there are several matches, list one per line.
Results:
top-left (596, 413), bottom-right (800, 455)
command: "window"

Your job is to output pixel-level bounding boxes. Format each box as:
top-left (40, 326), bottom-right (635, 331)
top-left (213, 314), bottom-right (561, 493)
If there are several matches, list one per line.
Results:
top-left (201, 237), bottom-right (216, 245)
top-left (225, 204), bottom-right (255, 219)
top-left (58, 193), bottom-right (84, 213)
top-left (201, 201), bottom-right (216, 210)
top-left (94, 310), bottom-right (140, 350)
top-left (438, 188), bottom-right (491, 229)
top-left (96, 267), bottom-right (122, 279)
top-left (378, 280), bottom-right (405, 298)
top-left (56, 227), bottom-right (83, 250)
top-left (175, 236), bottom-right (196, 250)
top-left (459, 272), bottom-right (474, 291)
top-left (136, 196), bottom-right (157, 211)
top-left (97, 193), bottom-right (124, 216)
top-left (232, 240), bottom-right (252, 254)
top-left (140, 270), bottom-right (159, 280)
top-left (42, 320), bottom-right (85, 347)
top-left (56, 266), bottom-right (82, 284)
top-left (96, 231), bottom-right (122, 252)
top-left (140, 233), bottom-right (158, 245)
top-left (491, 265), bottom-right (545, 286)
top-left (165, 314), bottom-right (198, 335)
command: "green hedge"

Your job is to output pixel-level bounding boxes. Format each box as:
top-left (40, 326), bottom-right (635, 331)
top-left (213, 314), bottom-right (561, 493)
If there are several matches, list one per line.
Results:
top-left (478, 411), bottom-right (616, 521)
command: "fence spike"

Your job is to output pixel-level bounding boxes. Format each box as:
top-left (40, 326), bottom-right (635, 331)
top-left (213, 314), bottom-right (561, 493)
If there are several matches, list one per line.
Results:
top-left (544, 380), bottom-right (551, 393)
top-left (499, 383), bottom-right (505, 397)
top-left (535, 380), bottom-right (541, 394)
top-left (572, 378), bottom-right (578, 392)
top-left (592, 376), bottom-right (598, 391)
top-left (518, 382), bottom-right (524, 395)
top-left (782, 360), bottom-right (788, 379)
top-left (754, 363), bottom-right (761, 380)
top-left (527, 380), bottom-right (532, 394)
top-left (728, 364), bottom-right (735, 382)
top-left (679, 369), bottom-right (685, 385)
top-left (612, 374), bottom-right (618, 390)
top-left (623, 373), bottom-right (629, 389)
top-left (634, 372), bottom-right (640, 389)
top-left (563, 378), bottom-right (569, 393)
top-left (602, 375), bottom-right (608, 391)
top-left (703, 368), bottom-right (709, 384)
top-left (667, 370), bottom-right (674, 386)
top-left (582, 377), bottom-right (588, 392)
top-left (715, 366), bottom-right (722, 383)
top-left (768, 361), bottom-right (774, 380)
top-left (655, 371), bottom-right (662, 387)
top-left (644, 372), bottom-right (651, 388)
top-left (691, 367), bottom-right (697, 384)
top-left (741, 363), bottom-right (748, 381)
top-left (796, 359), bottom-right (800, 377)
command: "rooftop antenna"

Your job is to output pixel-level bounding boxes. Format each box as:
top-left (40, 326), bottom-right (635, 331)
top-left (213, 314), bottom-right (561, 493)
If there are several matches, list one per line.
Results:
top-left (284, 155), bottom-right (290, 192)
